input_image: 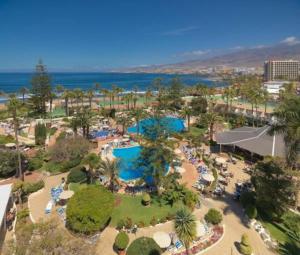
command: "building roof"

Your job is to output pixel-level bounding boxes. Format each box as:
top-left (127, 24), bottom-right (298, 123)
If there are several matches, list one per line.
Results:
top-left (0, 184), bottom-right (12, 224)
top-left (215, 126), bottom-right (286, 157)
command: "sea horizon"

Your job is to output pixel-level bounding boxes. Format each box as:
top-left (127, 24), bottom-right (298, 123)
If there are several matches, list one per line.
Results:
top-left (0, 72), bottom-right (224, 95)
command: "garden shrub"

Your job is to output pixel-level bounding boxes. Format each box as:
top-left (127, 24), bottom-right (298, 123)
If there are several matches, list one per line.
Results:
top-left (116, 219), bottom-right (126, 230)
top-left (114, 231), bottom-right (129, 251)
top-left (245, 205), bottom-right (257, 219)
top-left (0, 134), bottom-right (14, 145)
top-left (17, 208), bottom-right (30, 220)
top-left (35, 123), bottom-right (47, 145)
top-left (137, 221), bottom-right (145, 228)
top-left (150, 216), bottom-right (157, 226)
top-left (0, 150), bottom-right (25, 178)
top-left (23, 180), bottom-right (45, 195)
top-left (67, 166), bottom-right (87, 184)
top-left (126, 237), bottom-right (162, 255)
top-left (240, 234), bottom-right (252, 255)
top-left (28, 157), bottom-right (44, 171)
top-left (204, 209), bottom-right (223, 225)
top-left (62, 157), bottom-right (81, 170)
top-left (142, 193), bottom-right (151, 206)
top-left (66, 186), bottom-right (114, 234)
top-left (183, 189), bottom-right (198, 210)
top-left (125, 217), bottom-right (133, 229)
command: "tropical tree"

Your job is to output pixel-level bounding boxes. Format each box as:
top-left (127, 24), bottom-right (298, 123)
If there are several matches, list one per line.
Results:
top-left (101, 88), bottom-right (109, 108)
top-left (19, 87), bottom-right (29, 105)
top-left (30, 59), bottom-right (52, 115)
top-left (99, 158), bottom-right (120, 192)
top-left (200, 112), bottom-right (223, 141)
top-left (116, 113), bottom-right (131, 135)
top-left (181, 106), bottom-right (192, 131)
top-left (131, 108), bottom-right (146, 135)
top-left (145, 88), bottom-right (153, 106)
top-left (86, 89), bottom-right (94, 109)
top-left (270, 95), bottom-right (300, 168)
top-left (174, 207), bottom-right (196, 255)
top-left (62, 89), bottom-right (71, 116)
top-left (7, 95), bottom-right (23, 180)
top-left (82, 153), bottom-right (100, 182)
top-left (73, 88), bottom-right (84, 109)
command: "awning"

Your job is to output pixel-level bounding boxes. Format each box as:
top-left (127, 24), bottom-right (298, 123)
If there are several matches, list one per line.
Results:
top-left (215, 125), bottom-right (286, 157)
top-left (153, 231), bottom-right (171, 248)
top-left (59, 190), bottom-right (74, 200)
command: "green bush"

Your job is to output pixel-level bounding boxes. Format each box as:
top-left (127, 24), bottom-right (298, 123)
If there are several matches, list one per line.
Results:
top-left (0, 150), bottom-right (24, 177)
top-left (28, 157), bottom-right (44, 171)
top-left (240, 191), bottom-right (256, 208)
top-left (137, 221), bottom-right (145, 228)
top-left (150, 216), bottom-right (157, 226)
top-left (0, 134), bottom-right (15, 145)
top-left (62, 157), bottom-right (81, 170)
top-left (142, 193), bottom-right (151, 206)
top-left (35, 123), bottom-right (47, 145)
top-left (114, 231), bottom-right (129, 250)
top-left (125, 217), bottom-right (133, 229)
top-left (240, 234), bottom-right (252, 255)
top-left (66, 186), bottom-right (114, 234)
top-left (183, 189), bottom-right (199, 210)
top-left (116, 219), bottom-right (126, 230)
top-left (17, 208), bottom-right (30, 220)
top-left (67, 166), bottom-right (87, 184)
top-left (245, 205), bottom-right (257, 219)
top-left (126, 237), bottom-right (162, 255)
top-left (204, 209), bottom-right (223, 225)
top-left (23, 180), bottom-right (45, 195)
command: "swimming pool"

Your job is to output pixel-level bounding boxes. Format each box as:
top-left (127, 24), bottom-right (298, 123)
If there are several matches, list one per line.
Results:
top-left (113, 146), bottom-right (143, 181)
top-left (127, 116), bottom-right (185, 135)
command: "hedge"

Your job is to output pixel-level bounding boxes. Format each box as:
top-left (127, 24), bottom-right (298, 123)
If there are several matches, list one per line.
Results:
top-left (204, 209), bottom-right (223, 225)
top-left (67, 166), bottom-right (87, 184)
top-left (66, 185), bottom-right (114, 234)
top-left (114, 231), bottom-right (129, 250)
top-left (126, 237), bottom-right (162, 255)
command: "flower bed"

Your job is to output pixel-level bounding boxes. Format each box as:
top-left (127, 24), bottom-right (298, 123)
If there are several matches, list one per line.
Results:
top-left (174, 226), bottom-right (224, 255)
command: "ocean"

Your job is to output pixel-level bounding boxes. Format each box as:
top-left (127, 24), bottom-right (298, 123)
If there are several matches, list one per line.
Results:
top-left (0, 72), bottom-right (224, 100)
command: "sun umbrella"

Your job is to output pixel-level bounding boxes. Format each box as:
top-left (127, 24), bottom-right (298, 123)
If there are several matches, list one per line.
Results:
top-left (202, 173), bottom-right (214, 182)
top-left (215, 157), bottom-right (226, 164)
top-left (196, 222), bottom-right (206, 237)
top-left (59, 190), bottom-right (74, 200)
top-left (174, 148), bottom-right (181, 154)
top-left (153, 231), bottom-right (171, 248)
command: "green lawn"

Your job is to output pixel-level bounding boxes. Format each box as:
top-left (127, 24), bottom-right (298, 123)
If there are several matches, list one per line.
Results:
top-left (69, 183), bottom-right (88, 193)
top-left (187, 126), bottom-right (206, 136)
top-left (110, 194), bottom-right (183, 226)
top-left (0, 134), bottom-right (15, 145)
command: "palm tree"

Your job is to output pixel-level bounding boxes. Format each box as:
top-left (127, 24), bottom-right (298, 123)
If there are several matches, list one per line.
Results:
top-left (145, 88), bottom-right (153, 106)
top-left (261, 88), bottom-right (269, 116)
top-left (7, 95), bottom-right (23, 181)
top-left (101, 89), bottom-right (109, 108)
top-left (82, 153), bottom-right (100, 183)
top-left (174, 208), bottom-right (196, 255)
top-left (74, 88), bottom-right (83, 109)
top-left (62, 89), bottom-right (71, 116)
top-left (55, 85), bottom-right (64, 108)
top-left (181, 106), bottom-right (192, 131)
top-left (131, 108), bottom-right (145, 136)
top-left (99, 158), bottom-right (120, 192)
top-left (114, 86), bottom-right (124, 109)
top-left (116, 113), bottom-right (131, 135)
top-left (270, 95), bottom-right (300, 168)
top-left (19, 87), bottom-right (29, 105)
top-left (86, 89), bottom-right (94, 109)
top-left (201, 112), bottom-right (223, 141)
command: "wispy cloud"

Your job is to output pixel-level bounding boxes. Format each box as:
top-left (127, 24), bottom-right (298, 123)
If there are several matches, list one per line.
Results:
top-left (281, 36), bottom-right (300, 45)
top-left (230, 46), bottom-right (244, 50)
top-left (162, 26), bottom-right (199, 36)
top-left (174, 49), bottom-right (210, 58)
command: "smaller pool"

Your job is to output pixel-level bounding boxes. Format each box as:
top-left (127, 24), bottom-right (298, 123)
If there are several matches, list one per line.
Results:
top-left (90, 130), bottom-right (109, 138)
top-left (113, 146), bottom-right (143, 181)
top-left (127, 116), bottom-right (185, 135)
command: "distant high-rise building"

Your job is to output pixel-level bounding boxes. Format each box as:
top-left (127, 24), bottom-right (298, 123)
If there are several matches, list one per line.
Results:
top-left (264, 60), bottom-right (300, 81)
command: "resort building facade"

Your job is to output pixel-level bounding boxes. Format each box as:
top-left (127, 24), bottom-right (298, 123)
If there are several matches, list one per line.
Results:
top-left (264, 60), bottom-right (300, 81)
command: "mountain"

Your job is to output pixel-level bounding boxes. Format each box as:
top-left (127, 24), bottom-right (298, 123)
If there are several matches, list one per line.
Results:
top-left (124, 43), bottom-right (300, 73)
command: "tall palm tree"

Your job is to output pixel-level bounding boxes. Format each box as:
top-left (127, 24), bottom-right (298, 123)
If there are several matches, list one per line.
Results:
top-left (116, 113), bottom-right (131, 135)
top-left (270, 95), bottom-right (300, 168)
top-left (145, 88), bottom-right (153, 106)
top-left (19, 87), bottom-right (29, 105)
top-left (55, 84), bottom-right (64, 108)
top-left (62, 89), bottom-right (71, 116)
top-left (86, 89), bottom-right (94, 109)
top-left (174, 208), bottom-right (196, 255)
top-left (82, 153), bottom-right (100, 183)
top-left (131, 108), bottom-right (146, 135)
top-left (99, 158), bottom-right (120, 192)
top-left (181, 106), bottom-right (192, 131)
top-left (101, 89), bottom-right (109, 108)
top-left (7, 95), bottom-right (23, 181)
top-left (201, 112), bottom-right (223, 141)
top-left (73, 88), bottom-right (83, 109)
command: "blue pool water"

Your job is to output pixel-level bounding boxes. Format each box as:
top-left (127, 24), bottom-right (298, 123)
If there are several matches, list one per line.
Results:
top-left (113, 146), bottom-right (143, 181)
top-left (127, 116), bottom-right (185, 134)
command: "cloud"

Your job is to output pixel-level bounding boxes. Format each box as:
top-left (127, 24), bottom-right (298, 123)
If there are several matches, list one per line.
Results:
top-left (230, 46), bottom-right (244, 50)
top-left (174, 49), bottom-right (210, 58)
top-left (251, 44), bottom-right (266, 49)
top-left (281, 36), bottom-right (300, 45)
top-left (162, 26), bottom-right (199, 36)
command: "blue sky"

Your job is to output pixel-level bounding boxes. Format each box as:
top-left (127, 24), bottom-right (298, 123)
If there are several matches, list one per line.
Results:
top-left (0, 0), bottom-right (300, 71)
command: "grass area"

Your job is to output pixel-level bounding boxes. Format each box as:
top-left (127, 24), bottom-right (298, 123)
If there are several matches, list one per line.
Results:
top-left (69, 183), bottom-right (88, 193)
top-left (187, 126), bottom-right (206, 136)
top-left (110, 194), bottom-right (183, 226)
top-left (49, 107), bottom-right (66, 118)
top-left (99, 96), bottom-right (155, 107)
top-left (0, 134), bottom-right (15, 145)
